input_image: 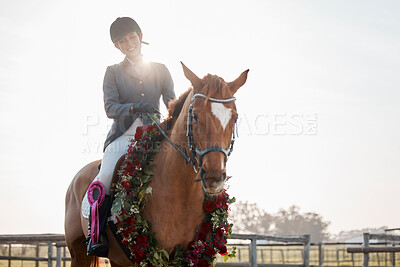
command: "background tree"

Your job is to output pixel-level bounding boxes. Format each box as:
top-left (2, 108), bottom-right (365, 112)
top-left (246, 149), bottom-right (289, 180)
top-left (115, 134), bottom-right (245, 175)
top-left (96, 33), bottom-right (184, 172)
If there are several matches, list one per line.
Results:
top-left (230, 203), bottom-right (330, 242)
top-left (230, 201), bottom-right (274, 234)
top-left (273, 205), bottom-right (330, 242)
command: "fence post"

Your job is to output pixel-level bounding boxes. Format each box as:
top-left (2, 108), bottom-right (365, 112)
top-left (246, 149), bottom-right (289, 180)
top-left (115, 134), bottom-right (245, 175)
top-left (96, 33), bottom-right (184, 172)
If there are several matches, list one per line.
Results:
top-left (363, 233), bottom-right (370, 267)
top-left (48, 242), bottom-right (53, 267)
top-left (250, 236), bottom-right (257, 267)
top-left (318, 243), bottom-right (323, 266)
top-left (303, 235), bottom-right (310, 267)
top-left (36, 244), bottom-right (40, 267)
top-left (8, 244), bottom-right (11, 267)
top-left (56, 246), bottom-right (62, 267)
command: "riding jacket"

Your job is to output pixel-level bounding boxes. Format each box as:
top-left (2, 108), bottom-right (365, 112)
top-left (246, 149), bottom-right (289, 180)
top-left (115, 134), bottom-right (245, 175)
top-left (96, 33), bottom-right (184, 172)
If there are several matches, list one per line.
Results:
top-left (103, 57), bottom-right (175, 151)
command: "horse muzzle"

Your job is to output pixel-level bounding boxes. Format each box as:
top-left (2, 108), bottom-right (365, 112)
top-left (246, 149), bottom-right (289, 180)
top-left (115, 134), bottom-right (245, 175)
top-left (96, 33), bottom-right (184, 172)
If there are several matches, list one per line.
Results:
top-left (200, 168), bottom-right (227, 195)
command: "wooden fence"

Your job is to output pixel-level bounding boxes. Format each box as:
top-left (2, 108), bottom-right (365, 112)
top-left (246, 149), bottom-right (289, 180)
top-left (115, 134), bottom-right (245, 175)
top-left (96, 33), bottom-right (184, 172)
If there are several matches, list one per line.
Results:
top-left (0, 234), bottom-right (68, 267)
top-left (347, 233), bottom-right (400, 267)
top-left (1, 233), bottom-right (399, 267)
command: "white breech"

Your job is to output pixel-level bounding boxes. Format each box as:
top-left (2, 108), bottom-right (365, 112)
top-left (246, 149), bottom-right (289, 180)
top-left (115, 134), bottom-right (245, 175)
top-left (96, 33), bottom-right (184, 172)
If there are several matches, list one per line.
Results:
top-left (81, 118), bottom-right (143, 218)
top-left (95, 118), bottom-right (144, 194)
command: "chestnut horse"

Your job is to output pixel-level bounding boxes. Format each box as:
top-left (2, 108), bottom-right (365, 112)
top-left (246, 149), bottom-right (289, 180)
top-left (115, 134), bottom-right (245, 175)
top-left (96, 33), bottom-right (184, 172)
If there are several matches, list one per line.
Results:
top-left (64, 63), bottom-right (249, 266)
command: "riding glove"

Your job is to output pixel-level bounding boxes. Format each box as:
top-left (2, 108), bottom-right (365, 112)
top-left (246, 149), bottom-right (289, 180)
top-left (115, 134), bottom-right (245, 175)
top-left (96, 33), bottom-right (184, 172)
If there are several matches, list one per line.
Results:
top-left (130, 102), bottom-right (159, 114)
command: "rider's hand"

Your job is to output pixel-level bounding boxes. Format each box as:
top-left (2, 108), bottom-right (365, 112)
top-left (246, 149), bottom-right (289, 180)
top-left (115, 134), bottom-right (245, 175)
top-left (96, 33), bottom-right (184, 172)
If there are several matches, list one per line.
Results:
top-left (130, 102), bottom-right (159, 114)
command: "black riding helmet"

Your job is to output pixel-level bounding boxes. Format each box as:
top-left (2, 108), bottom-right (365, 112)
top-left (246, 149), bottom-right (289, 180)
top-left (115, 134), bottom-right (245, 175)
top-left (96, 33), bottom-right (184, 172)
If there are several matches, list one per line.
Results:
top-left (110, 17), bottom-right (143, 44)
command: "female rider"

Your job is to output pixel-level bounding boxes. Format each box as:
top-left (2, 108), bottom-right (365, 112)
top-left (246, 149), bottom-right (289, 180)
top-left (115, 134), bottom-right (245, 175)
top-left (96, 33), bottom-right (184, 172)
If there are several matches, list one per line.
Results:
top-left (85, 17), bottom-right (176, 256)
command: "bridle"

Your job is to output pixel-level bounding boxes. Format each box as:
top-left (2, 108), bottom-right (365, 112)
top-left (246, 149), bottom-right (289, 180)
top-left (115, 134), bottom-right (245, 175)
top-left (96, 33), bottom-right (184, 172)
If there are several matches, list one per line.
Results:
top-left (149, 92), bottom-right (238, 178)
top-left (187, 93), bottom-right (237, 173)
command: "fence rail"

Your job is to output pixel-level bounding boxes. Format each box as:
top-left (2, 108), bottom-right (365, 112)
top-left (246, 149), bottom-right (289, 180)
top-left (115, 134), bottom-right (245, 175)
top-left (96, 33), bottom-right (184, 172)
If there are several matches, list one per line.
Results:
top-left (347, 233), bottom-right (400, 267)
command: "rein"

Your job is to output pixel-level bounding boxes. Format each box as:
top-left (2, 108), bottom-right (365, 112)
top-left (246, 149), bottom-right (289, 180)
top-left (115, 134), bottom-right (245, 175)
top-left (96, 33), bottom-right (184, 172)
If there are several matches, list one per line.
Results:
top-left (148, 92), bottom-right (238, 178)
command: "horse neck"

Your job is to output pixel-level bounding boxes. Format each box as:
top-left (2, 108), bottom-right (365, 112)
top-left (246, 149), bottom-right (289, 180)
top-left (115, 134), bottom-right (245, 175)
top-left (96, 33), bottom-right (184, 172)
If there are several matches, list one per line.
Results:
top-left (158, 90), bottom-right (202, 199)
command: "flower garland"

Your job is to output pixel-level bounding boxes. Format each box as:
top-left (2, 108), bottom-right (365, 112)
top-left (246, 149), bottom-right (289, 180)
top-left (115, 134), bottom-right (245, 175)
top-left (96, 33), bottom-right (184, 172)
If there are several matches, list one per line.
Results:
top-left (111, 124), bottom-right (236, 266)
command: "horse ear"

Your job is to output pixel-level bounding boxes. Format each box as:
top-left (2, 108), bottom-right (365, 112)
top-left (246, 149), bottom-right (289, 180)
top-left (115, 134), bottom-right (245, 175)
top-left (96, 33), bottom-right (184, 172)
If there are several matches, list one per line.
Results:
top-left (228, 69), bottom-right (249, 95)
top-left (181, 62), bottom-right (201, 87)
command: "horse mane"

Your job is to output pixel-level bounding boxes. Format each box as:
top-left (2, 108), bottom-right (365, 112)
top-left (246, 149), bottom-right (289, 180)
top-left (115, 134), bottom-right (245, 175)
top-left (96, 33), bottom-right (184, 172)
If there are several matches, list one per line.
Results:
top-left (159, 88), bottom-right (192, 134)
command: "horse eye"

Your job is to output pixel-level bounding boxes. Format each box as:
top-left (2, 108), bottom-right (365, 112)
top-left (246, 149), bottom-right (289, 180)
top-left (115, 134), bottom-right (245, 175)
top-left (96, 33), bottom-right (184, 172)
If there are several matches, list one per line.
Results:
top-left (192, 113), bottom-right (199, 122)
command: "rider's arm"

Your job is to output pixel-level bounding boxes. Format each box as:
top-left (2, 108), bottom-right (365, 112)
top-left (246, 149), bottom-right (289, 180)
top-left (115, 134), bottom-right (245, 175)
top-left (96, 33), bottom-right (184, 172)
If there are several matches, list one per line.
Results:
top-left (103, 66), bottom-right (132, 119)
top-left (161, 64), bottom-right (175, 108)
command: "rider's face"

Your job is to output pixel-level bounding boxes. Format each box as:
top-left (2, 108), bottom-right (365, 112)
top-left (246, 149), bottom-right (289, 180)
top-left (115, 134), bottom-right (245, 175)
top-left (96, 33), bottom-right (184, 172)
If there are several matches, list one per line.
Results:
top-left (115, 32), bottom-right (141, 59)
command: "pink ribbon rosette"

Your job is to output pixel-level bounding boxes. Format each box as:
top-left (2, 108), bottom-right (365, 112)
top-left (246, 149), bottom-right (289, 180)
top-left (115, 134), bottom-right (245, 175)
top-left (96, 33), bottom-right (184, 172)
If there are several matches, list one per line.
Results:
top-left (87, 181), bottom-right (106, 244)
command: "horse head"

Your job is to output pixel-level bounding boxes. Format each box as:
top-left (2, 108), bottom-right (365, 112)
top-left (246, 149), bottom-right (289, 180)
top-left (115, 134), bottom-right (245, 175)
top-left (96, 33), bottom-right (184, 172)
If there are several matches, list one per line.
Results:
top-left (181, 62), bottom-right (249, 195)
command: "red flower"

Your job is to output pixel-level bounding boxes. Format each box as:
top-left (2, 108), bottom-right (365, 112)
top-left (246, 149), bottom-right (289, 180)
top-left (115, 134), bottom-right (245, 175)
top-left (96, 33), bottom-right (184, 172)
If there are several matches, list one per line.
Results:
top-left (216, 227), bottom-right (225, 237)
top-left (137, 234), bottom-right (148, 244)
top-left (217, 193), bottom-right (229, 210)
top-left (146, 125), bottom-right (157, 133)
top-left (135, 127), bottom-right (144, 141)
top-left (201, 222), bottom-right (212, 234)
top-left (121, 239), bottom-right (129, 245)
top-left (121, 181), bottom-right (131, 188)
top-left (205, 247), bottom-right (215, 257)
top-left (127, 217), bottom-right (135, 226)
top-left (122, 229), bottom-right (132, 238)
top-left (124, 164), bottom-right (133, 176)
top-left (199, 259), bottom-right (210, 267)
top-left (198, 232), bottom-right (206, 240)
top-left (204, 200), bottom-right (217, 212)
top-left (218, 245), bottom-right (227, 255)
top-left (132, 160), bottom-right (141, 167)
top-left (187, 241), bottom-right (195, 249)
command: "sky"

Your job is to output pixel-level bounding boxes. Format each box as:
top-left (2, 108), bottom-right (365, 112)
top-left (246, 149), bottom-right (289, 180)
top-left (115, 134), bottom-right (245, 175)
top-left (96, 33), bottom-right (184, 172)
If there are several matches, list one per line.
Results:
top-left (0, 0), bottom-right (399, 235)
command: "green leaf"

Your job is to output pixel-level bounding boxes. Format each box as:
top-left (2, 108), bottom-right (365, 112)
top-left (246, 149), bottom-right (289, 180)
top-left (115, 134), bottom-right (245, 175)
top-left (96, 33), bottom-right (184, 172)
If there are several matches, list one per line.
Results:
top-left (145, 187), bottom-right (153, 195)
top-left (141, 175), bottom-right (150, 183)
top-left (111, 198), bottom-right (122, 214)
top-left (144, 169), bottom-right (153, 176)
top-left (115, 191), bottom-right (126, 199)
top-left (161, 249), bottom-right (169, 260)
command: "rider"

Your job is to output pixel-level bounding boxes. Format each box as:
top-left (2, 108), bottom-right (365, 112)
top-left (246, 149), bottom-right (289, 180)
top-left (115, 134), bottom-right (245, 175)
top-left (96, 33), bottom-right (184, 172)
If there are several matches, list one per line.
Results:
top-left (86, 17), bottom-right (176, 256)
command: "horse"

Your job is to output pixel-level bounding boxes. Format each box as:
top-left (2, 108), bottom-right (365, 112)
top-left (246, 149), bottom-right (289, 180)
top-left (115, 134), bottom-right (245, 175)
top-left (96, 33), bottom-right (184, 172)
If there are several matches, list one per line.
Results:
top-left (64, 63), bottom-right (249, 266)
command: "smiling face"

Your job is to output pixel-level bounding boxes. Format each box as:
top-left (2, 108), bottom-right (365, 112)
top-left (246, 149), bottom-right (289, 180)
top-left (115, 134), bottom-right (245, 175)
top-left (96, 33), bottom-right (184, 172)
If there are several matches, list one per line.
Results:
top-left (115, 32), bottom-right (142, 60)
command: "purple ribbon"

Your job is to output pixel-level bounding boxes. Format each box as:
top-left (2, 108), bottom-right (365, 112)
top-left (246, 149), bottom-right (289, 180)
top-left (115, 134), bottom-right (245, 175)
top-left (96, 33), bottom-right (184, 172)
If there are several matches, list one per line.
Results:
top-left (87, 181), bottom-right (105, 244)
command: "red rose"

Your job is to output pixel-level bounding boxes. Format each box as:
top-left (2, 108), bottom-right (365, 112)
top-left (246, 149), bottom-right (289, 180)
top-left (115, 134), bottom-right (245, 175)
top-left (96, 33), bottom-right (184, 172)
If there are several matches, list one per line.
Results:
top-left (201, 222), bottom-right (212, 234)
top-left (132, 160), bottom-right (141, 167)
top-left (205, 247), bottom-right (215, 257)
top-left (121, 239), bottom-right (129, 245)
top-left (198, 232), bottom-right (206, 240)
top-left (218, 245), bottom-right (227, 255)
top-left (204, 200), bottom-right (217, 212)
top-left (146, 125), bottom-right (156, 133)
top-left (122, 229), bottom-right (132, 238)
top-left (121, 181), bottom-right (131, 188)
top-left (187, 241), bottom-right (195, 249)
top-left (199, 259), bottom-right (210, 267)
top-left (137, 234), bottom-right (148, 244)
top-left (127, 217), bottom-right (135, 226)
top-left (216, 227), bottom-right (224, 237)
top-left (135, 127), bottom-right (144, 140)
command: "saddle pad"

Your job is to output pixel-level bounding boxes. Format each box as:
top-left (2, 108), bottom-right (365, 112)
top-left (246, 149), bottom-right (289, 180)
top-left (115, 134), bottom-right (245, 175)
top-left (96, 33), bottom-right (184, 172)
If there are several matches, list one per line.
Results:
top-left (81, 177), bottom-right (99, 219)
